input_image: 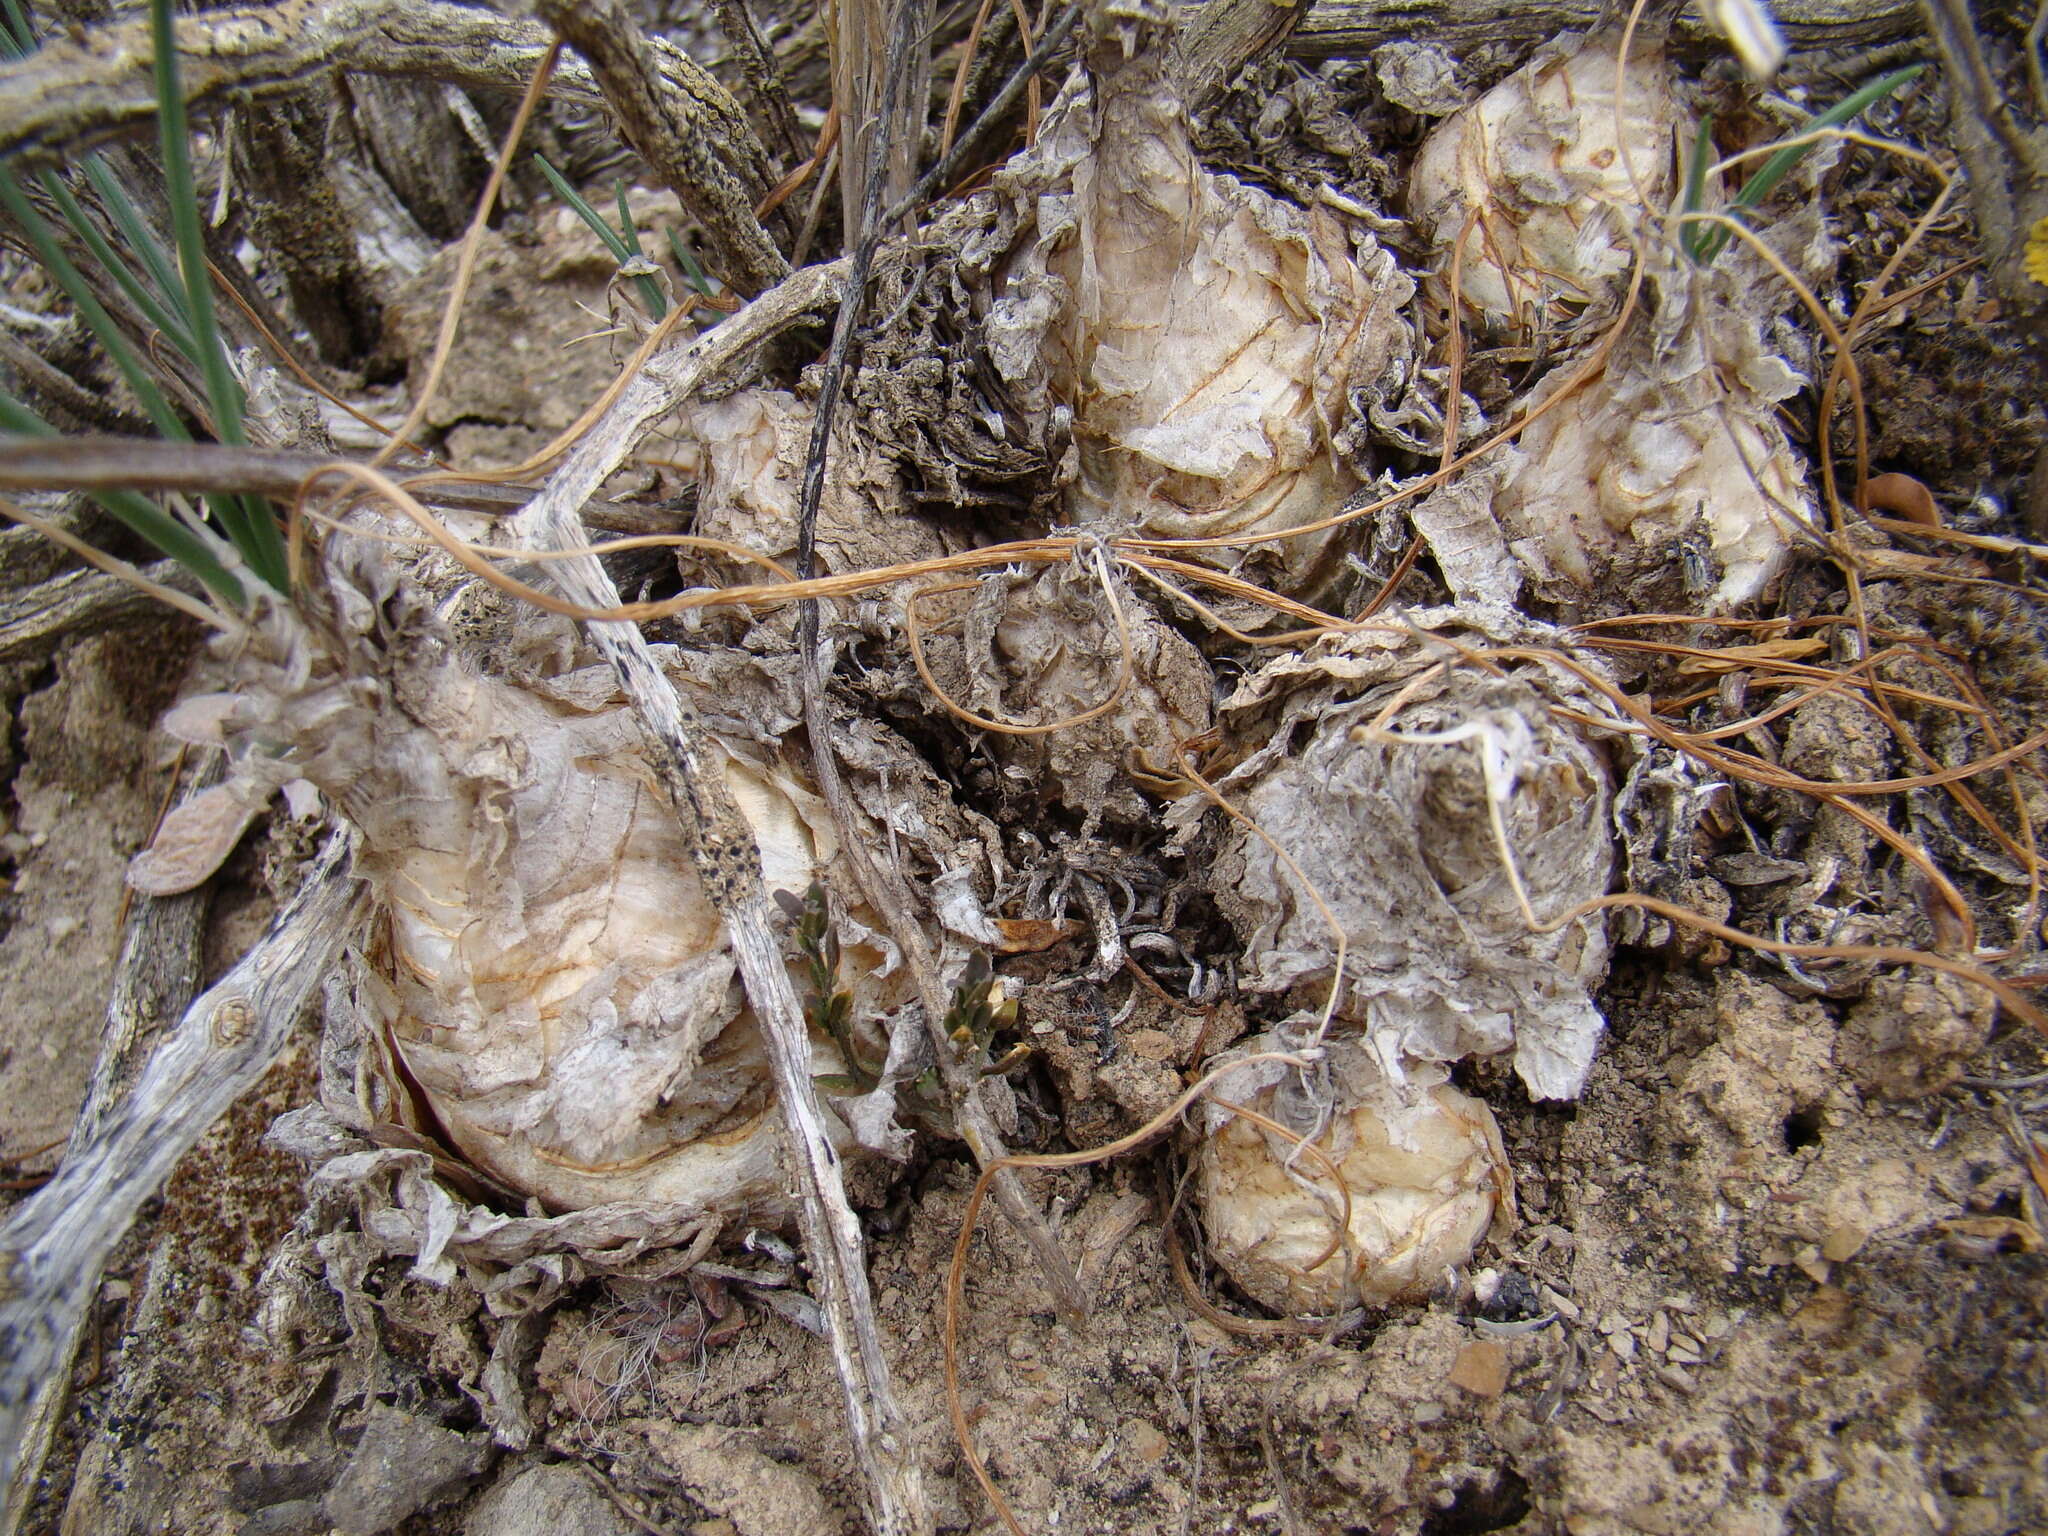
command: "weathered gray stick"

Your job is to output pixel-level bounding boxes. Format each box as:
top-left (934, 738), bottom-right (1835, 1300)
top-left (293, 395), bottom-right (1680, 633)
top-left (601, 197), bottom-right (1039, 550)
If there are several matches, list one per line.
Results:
top-left (0, 436), bottom-right (685, 535)
top-left (0, 756), bottom-right (216, 1536)
top-left (0, 0), bottom-right (1928, 175)
top-left (0, 560), bottom-right (200, 665)
top-left (1177, 0), bottom-right (1307, 112)
top-left (0, 826), bottom-right (365, 1502)
top-left (1280, 0), bottom-right (1923, 58)
top-left (503, 263), bottom-right (929, 1536)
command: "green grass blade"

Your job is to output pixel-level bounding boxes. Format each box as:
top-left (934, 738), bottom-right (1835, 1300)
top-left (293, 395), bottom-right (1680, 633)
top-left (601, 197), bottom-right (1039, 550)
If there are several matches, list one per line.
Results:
top-left (0, 165), bottom-right (190, 442)
top-left (534, 153), bottom-right (633, 264)
top-left (532, 155), bottom-right (663, 316)
top-left (1696, 65), bottom-right (1924, 264)
top-left (611, 181), bottom-right (669, 316)
top-left (614, 181), bottom-right (645, 257)
top-left (1730, 66), bottom-right (1925, 214)
top-left (1680, 116), bottom-right (1714, 265)
top-left (81, 157), bottom-right (192, 337)
top-left (150, 0), bottom-right (286, 591)
top-left (0, 0), bottom-right (34, 57)
top-left (632, 271), bottom-right (667, 319)
top-left (666, 229), bottom-right (716, 299)
top-left (0, 390), bottom-right (245, 607)
top-left (37, 171), bottom-right (196, 359)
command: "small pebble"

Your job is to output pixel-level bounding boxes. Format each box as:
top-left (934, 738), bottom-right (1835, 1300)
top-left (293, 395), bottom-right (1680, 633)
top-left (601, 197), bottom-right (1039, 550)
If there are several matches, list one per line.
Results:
top-left (1597, 1311), bottom-right (1627, 1336)
top-left (1124, 1421), bottom-right (1168, 1465)
top-left (1667, 1343), bottom-right (1703, 1366)
top-left (1540, 1285), bottom-right (1580, 1321)
top-left (1608, 1331), bottom-right (1637, 1361)
top-left (1793, 1245), bottom-right (1832, 1284)
top-left (1655, 1365), bottom-right (1695, 1393)
top-left (1448, 1339), bottom-right (1509, 1398)
top-left (1821, 1224), bottom-right (1869, 1263)
top-left (1645, 1312), bottom-right (1670, 1354)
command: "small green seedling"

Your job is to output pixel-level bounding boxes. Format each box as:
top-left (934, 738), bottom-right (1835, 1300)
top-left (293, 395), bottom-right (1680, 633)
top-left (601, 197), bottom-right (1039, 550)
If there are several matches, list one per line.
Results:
top-left (781, 882), bottom-right (878, 1094)
top-left (942, 953), bottom-right (1030, 1078)
top-left (1683, 64), bottom-right (1925, 265)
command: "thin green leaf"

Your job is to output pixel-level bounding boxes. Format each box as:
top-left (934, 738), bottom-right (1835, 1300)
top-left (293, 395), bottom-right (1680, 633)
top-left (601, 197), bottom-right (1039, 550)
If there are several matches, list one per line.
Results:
top-left (1696, 65), bottom-right (1924, 264)
top-left (614, 181), bottom-right (645, 258)
top-left (0, 391), bottom-right (245, 607)
top-left (1680, 116), bottom-right (1714, 266)
top-left (532, 156), bottom-right (664, 316)
top-left (82, 156), bottom-right (191, 335)
top-left (0, 0), bottom-right (34, 57)
top-left (666, 228), bottom-right (716, 299)
top-left (1730, 65), bottom-right (1925, 214)
top-left (610, 185), bottom-right (671, 317)
top-left (0, 165), bottom-right (190, 442)
top-left (150, 0), bottom-right (287, 591)
top-left (534, 153), bottom-right (634, 264)
top-left (37, 170), bottom-right (196, 359)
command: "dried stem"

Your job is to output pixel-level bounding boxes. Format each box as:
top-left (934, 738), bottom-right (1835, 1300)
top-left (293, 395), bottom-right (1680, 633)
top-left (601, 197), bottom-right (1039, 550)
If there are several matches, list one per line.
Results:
top-left (831, 0), bottom-right (933, 240)
top-left (792, 0), bottom-right (1090, 1322)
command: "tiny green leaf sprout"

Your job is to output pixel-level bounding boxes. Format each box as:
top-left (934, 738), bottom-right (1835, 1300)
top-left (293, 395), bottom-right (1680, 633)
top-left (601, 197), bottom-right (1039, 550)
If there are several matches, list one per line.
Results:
top-left (783, 882), bottom-right (879, 1095)
top-left (1682, 65), bottom-right (1926, 266)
